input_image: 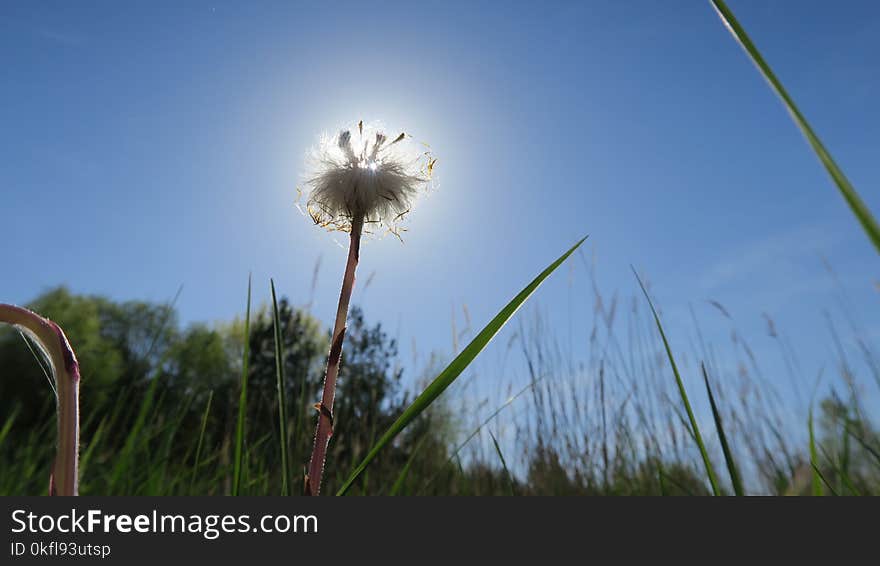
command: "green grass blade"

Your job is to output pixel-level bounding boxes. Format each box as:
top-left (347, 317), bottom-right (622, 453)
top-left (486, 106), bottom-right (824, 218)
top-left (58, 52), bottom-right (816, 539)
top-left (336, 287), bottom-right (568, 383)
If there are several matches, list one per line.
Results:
top-left (809, 408), bottom-right (823, 496)
top-left (337, 235), bottom-right (588, 495)
top-left (190, 390), bottom-right (213, 494)
top-left (389, 435), bottom-right (428, 496)
top-left (0, 406), bottom-right (19, 447)
top-left (710, 0), bottom-right (880, 253)
top-left (657, 461), bottom-right (669, 496)
top-left (108, 376), bottom-right (160, 492)
top-left (634, 268), bottom-right (720, 496)
top-left (153, 395), bottom-right (194, 494)
top-left (702, 363), bottom-right (744, 496)
top-left (844, 423), bottom-right (880, 468)
top-left (77, 416), bottom-right (107, 485)
top-left (232, 274), bottom-right (252, 496)
top-left (271, 279), bottom-right (290, 496)
top-left (818, 443), bottom-right (861, 496)
top-left (293, 330), bottom-right (310, 484)
top-left (811, 462), bottom-right (838, 496)
top-left (489, 430), bottom-right (516, 496)
top-left (421, 376), bottom-right (544, 494)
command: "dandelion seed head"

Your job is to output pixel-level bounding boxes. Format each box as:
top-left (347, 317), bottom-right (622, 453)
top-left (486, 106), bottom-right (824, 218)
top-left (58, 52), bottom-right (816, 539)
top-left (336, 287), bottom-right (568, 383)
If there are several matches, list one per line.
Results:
top-left (301, 120), bottom-right (435, 235)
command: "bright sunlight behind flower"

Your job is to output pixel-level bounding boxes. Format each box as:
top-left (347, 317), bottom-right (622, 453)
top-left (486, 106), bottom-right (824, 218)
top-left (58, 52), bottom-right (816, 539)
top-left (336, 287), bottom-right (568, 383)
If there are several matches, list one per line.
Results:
top-left (301, 120), bottom-right (435, 236)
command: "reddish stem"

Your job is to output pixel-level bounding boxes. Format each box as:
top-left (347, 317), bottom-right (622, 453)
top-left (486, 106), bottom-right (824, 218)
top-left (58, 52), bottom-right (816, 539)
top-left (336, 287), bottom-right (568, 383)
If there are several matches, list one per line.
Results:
top-left (305, 214), bottom-right (363, 495)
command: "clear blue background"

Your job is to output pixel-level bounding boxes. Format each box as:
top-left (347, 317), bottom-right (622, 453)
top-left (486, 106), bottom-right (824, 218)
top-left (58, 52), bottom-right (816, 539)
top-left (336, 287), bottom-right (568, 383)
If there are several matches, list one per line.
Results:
top-left (2, 1), bottom-right (879, 415)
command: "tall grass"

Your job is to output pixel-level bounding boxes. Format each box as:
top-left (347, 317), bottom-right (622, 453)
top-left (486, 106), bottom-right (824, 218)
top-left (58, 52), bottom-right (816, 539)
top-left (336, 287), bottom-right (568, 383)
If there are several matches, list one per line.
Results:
top-left (1, 265), bottom-right (877, 496)
top-left (336, 236), bottom-right (587, 495)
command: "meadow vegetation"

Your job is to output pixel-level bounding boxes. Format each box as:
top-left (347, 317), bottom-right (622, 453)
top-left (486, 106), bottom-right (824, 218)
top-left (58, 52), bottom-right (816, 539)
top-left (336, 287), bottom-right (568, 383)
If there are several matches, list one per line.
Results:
top-left (1, 282), bottom-right (877, 496)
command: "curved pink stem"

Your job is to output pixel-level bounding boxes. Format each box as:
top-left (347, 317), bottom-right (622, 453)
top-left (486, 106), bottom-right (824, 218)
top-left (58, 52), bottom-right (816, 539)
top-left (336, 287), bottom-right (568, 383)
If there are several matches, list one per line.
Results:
top-left (0, 304), bottom-right (80, 496)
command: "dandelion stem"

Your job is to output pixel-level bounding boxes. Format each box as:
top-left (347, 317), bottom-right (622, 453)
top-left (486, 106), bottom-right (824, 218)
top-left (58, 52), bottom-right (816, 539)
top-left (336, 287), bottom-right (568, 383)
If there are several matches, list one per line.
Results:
top-left (305, 213), bottom-right (364, 495)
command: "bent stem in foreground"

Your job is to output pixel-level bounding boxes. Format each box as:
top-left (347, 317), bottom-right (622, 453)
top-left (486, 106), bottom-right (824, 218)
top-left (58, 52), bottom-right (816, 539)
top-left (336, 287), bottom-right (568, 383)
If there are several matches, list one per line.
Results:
top-left (0, 304), bottom-right (80, 495)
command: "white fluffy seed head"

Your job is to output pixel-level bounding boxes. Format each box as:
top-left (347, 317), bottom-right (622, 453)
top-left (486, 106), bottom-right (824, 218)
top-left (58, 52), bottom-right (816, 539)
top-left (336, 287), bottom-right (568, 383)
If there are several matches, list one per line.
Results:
top-left (300, 120), bottom-right (435, 236)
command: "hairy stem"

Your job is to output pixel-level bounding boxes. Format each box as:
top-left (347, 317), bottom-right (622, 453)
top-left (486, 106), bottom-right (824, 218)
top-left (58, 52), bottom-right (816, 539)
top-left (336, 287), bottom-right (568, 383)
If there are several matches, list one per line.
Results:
top-left (0, 304), bottom-right (80, 495)
top-left (305, 214), bottom-right (364, 495)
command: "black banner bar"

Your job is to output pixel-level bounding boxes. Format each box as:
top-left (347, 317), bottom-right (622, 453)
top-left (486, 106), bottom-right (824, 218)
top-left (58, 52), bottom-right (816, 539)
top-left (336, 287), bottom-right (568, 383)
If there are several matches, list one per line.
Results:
top-left (0, 497), bottom-right (871, 563)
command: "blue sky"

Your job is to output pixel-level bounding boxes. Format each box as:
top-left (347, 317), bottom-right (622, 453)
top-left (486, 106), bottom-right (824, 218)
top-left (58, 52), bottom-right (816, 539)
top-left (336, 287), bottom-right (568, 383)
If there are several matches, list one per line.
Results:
top-left (2, 1), bottom-right (879, 421)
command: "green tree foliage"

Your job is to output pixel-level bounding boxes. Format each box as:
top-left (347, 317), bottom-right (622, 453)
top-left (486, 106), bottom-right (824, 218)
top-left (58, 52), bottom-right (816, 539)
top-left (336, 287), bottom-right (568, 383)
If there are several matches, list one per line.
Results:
top-left (0, 288), bottom-right (449, 495)
top-left (0, 288), bottom-right (175, 428)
